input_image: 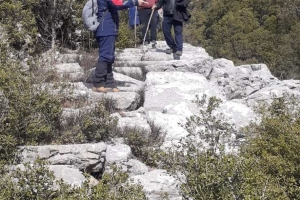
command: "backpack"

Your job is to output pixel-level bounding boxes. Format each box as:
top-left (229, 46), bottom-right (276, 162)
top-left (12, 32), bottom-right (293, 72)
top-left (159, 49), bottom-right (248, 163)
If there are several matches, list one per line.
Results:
top-left (82, 0), bottom-right (99, 32)
top-left (139, 0), bottom-right (157, 9)
top-left (82, 0), bottom-right (123, 32)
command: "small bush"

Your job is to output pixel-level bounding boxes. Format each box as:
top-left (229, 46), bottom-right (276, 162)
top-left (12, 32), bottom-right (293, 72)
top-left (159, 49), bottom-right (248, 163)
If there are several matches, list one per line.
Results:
top-left (122, 120), bottom-right (166, 167)
top-left (89, 165), bottom-right (147, 200)
top-left (79, 103), bottom-right (118, 142)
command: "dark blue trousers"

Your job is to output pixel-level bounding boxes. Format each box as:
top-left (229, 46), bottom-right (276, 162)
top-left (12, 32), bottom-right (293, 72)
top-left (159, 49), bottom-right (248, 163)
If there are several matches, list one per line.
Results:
top-left (162, 15), bottom-right (183, 51)
top-left (94, 35), bottom-right (116, 88)
top-left (139, 9), bottom-right (158, 43)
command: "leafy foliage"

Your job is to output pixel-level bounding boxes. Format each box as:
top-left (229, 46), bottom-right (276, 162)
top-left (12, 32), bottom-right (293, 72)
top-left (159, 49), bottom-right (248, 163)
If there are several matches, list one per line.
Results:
top-left (0, 45), bottom-right (62, 161)
top-left (122, 120), bottom-right (166, 166)
top-left (158, 94), bottom-right (300, 199)
top-left (242, 94), bottom-right (300, 199)
top-left (0, 0), bottom-right (37, 56)
top-left (0, 160), bottom-right (146, 200)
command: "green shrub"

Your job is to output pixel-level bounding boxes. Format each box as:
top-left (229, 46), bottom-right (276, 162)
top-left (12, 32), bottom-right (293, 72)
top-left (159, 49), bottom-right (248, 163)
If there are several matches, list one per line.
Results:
top-left (89, 165), bottom-right (147, 200)
top-left (0, 0), bottom-right (37, 55)
top-left (79, 103), bottom-right (118, 142)
top-left (158, 94), bottom-right (300, 199)
top-left (0, 46), bottom-right (62, 162)
top-left (183, 94), bottom-right (236, 154)
top-left (242, 94), bottom-right (300, 199)
top-left (0, 160), bottom-right (146, 200)
top-left (0, 159), bottom-right (58, 199)
top-left (122, 120), bottom-right (166, 167)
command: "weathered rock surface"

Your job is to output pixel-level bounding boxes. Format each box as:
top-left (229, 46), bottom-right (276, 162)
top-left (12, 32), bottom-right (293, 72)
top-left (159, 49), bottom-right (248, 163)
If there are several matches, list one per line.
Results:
top-left (18, 143), bottom-right (107, 173)
top-left (16, 41), bottom-right (300, 196)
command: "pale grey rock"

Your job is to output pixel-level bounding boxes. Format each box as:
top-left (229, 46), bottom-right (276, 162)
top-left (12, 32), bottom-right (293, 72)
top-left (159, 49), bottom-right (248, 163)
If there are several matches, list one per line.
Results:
top-left (218, 99), bottom-right (255, 129)
top-left (106, 143), bottom-right (132, 164)
top-left (115, 60), bottom-right (168, 68)
top-left (116, 48), bottom-right (144, 55)
top-left (46, 81), bottom-right (141, 110)
top-left (144, 71), bottom-right (225, 113)
top-left (18, 143), bottom-right (107, 173)
top-left (142, 51), bottom-right (175, 61)
top-left (209, 61), bottom-right (279, 100)
top-left (90, 91), bottom-right (141, 111)
top-left (126, 159), bottom-right (149, 175)
top-left (114, 67), bottom-right (144, 79)
top-left (144, 57), bottom-right (214, 75)
top-left (55, 53), bottom-right (82, 63)
top-left (246, 84), bottom-right (300, 106)
top-left (54, 63), bottom-right (85, 82)
top-left (283, 80), bottom-right (300, 91)
top-left (117, 115), bottom-right (151, 132)
top-left (144, 63), bottom-right (176, 72)
top-left (131, 169), bottom-right (182, 200)
top-left (13, 164), bottom-right (86, 188)
top-left (115, 55), bottom-right (142, 61)
top-left (114, 72), bottom-right (146, 92)
top-left (120, 107), bottom-right (147, 117)
top-left (147, 111), bottom-right (188, 148)
top-left (48, 165), bottom-right (86, 188)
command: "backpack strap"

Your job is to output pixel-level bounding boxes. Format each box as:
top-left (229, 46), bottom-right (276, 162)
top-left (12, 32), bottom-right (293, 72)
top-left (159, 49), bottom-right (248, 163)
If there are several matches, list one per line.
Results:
top-left (97, 10), bottom-right (109, 24)
top-left (92, 0), bottom-right (95, 16)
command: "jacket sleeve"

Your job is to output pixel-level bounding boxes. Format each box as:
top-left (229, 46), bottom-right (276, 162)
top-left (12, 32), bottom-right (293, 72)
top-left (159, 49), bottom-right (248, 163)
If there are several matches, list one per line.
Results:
top-left (115, 0), bottom-right (138, 10)
top-left (176, 0), bottom-right (190, 7)
top-left (155, 0), bottom-right (164, 10)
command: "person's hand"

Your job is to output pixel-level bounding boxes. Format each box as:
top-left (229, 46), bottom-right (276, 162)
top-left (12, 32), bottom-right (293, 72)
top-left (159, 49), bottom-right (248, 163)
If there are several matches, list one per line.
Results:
top-left (152, 4), bottom-right (157, 9)
top-left (138, 0), bottom-right (148, 6)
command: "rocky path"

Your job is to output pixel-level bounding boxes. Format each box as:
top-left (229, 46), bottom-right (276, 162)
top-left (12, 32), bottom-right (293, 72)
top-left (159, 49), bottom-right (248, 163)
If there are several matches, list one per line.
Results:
top-left (16, 41), bottom-right (300, 199)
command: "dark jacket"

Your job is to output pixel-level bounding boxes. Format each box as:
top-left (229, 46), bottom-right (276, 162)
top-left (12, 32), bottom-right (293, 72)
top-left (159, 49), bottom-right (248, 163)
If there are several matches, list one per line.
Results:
top-left (156, 0), bottom-right (175, 15)
top-left (173, 0), bottom-right (191, 22)
top-left (96, 0), bottom-right (137, 36)
top-left (156, 0), bottom-right (191, 22)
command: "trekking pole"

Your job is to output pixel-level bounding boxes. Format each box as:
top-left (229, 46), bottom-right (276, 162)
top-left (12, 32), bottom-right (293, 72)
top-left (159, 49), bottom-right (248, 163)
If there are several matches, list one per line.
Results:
top-left (134, 6), bottom-right (137, 48)
top-left (142, 8), bottom-right (155, 46)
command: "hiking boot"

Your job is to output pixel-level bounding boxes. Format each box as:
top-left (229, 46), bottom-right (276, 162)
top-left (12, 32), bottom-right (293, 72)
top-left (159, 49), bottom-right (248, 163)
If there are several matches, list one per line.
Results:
top-left (165, 47), bottom-right (176, 54)
top-left (151, 40), bottom-right (157, 48)
top-left (143, 41), bottom-right (150, 46)
top-left (106, 87), bottom-right (119, 92)
top-left (92, 86), bottom-right (107, 93)
top-left (175, 51), bottom-right (182, 56)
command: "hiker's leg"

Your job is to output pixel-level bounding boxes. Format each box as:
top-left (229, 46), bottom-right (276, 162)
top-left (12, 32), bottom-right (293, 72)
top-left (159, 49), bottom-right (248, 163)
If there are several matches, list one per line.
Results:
top-left (173, 19), bottom-right (183, 51)
top-left (162, 15), bottom-right (175, 48)
top-left (139, 9), bottom-right (150, 43)
top-left (98, 35), bottom-right (115, 63)
top-left (149, 10), bottom-right (158, 41)
top-left (94, 36), bottom-right (108, 88)
top-left (106, 63), bottom-right (116, 88)
top-left (104, 35), bottom-right (117, 88)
